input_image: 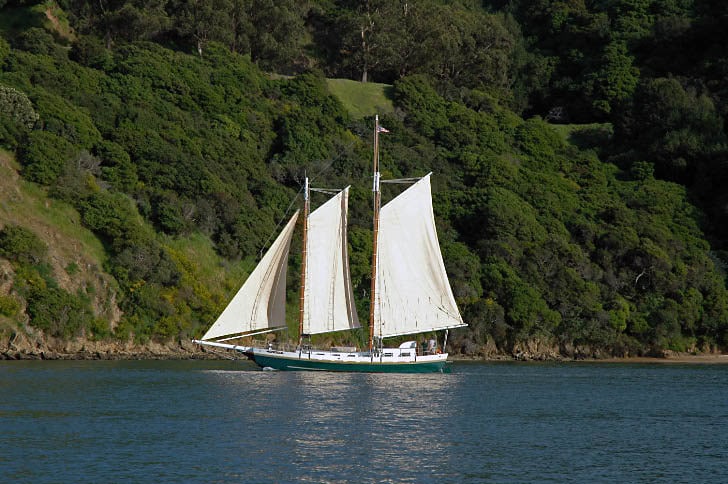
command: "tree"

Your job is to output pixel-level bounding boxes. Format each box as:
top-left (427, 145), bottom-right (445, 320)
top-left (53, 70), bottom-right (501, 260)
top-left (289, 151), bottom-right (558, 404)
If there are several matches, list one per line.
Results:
top-left (508, 0), bottom-right (611, 120)
top-left (431, 8), bottom-right (515, 91)
top-left (68, 0), bottom-right (170, 48)
top-left (588, 40), bottom-right (639, 116)
top-left (171, 0), bottom-right (233, 56)
top-left (335, 0), bottom-right (400, 82)
top-left (244, 0), bottom-right (307, 71)
top-left (617, 77), bottom-right (726, 183)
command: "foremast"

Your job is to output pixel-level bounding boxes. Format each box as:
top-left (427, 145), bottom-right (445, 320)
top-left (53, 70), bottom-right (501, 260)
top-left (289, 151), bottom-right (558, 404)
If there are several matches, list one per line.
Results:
top-left (368, 115), bottom-right (383, 352)
top-left (299, 178), bottom-right (360, 339)
top-left (298, 176), bottom-right (310, 347)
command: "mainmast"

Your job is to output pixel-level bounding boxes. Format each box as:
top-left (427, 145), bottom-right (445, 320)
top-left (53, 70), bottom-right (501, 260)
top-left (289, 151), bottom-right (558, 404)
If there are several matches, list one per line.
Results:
top-left (368, 116), bottom-right (382, 352)
top-left (298, 175), bottom-right (310, 347)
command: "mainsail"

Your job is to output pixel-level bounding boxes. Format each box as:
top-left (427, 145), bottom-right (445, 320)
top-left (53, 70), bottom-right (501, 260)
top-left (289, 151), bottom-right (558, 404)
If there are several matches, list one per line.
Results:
top-left (303, 187), bottom-right (360, 335)
top-left (201, 212), bottom-right (299, 341)
top-left (374, 174), bottom-right (465, 338)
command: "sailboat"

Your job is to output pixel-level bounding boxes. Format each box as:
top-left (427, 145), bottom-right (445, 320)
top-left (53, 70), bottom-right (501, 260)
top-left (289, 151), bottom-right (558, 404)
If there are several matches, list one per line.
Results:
top-left (193, 116), bottom-right (467, 372)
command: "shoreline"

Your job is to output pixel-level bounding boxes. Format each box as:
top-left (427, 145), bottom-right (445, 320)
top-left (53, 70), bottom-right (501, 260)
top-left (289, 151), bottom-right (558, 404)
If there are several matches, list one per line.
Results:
top-left (0, 337), bottom-right (225, 361)
top-left (581, 354), bottom-right (728, 364)
top-left (3, 346), bottom-right (728, 364)
top-left (449, 353), bottom-right (728, 364)
top-left (3, 332), bottom-right (727, 363)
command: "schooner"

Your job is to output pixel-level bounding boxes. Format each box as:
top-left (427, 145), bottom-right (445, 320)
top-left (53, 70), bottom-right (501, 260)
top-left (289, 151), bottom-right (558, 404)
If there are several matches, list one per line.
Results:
top-left (193, 116), bottom-right (467, 372)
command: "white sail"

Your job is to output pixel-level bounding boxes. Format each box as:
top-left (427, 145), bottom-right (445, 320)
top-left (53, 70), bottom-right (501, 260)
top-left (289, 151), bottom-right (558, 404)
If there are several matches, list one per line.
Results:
top-left (202, 212), bottom-right (300, 340)
top-left (303, 187), bottom-right (360, 335)
top-left (374, 174), bottom-right (465, 338)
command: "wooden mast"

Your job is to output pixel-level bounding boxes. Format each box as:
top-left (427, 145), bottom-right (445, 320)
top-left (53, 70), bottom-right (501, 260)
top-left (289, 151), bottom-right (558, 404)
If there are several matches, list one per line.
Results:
top-left (368, 116), bottom-right (382, 352)
top-left (298, 175), bottom-right (310, 347)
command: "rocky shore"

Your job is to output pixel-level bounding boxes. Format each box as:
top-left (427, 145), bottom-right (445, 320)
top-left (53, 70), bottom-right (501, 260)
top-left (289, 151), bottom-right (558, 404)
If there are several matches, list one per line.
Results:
top-left (4, 338), bottom-right (727, 364)
top-left (1, 331), bottom-right (223, 360)
top-left (2, 326), bottom-right (726, 362)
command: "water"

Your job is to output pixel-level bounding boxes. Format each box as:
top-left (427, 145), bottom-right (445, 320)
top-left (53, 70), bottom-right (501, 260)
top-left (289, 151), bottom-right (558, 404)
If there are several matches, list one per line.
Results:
top-left (1, 360), bottom-right (727, 483)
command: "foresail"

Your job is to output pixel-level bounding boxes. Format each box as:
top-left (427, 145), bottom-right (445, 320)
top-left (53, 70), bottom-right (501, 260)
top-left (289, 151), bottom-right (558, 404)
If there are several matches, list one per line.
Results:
top-left (374, 174), bottom-right (465, 338)
top-left (303, 187), bottom-right (360, 335)
top-left (202, 212), bottom-right (299, 341)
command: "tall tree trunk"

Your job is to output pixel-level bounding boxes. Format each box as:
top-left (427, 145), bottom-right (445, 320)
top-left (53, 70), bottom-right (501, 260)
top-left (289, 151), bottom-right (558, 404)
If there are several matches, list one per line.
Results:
top-left (360, 26), bottom-right (368, 82)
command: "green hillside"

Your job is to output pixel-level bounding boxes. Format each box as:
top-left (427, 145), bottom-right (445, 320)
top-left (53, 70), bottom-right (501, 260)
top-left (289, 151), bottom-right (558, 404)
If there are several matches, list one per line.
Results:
top-left (1, 1), bottom-right (727, 358)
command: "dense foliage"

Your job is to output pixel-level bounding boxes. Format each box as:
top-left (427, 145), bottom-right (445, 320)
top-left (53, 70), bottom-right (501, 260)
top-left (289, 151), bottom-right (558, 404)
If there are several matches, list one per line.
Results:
top-left (0, 224), bottom-right (103, 338)
top-left (0, 0), bottom-right (726, 355)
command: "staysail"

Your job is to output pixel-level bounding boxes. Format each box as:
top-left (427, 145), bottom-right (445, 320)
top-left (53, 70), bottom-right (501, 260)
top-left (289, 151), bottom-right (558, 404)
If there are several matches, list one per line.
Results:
top-left (303, 187), bottom-right (360, 334)
top-left (201, 211), bottom-right (300, 341)
top-left (374, 174), bottom-right (465, 338)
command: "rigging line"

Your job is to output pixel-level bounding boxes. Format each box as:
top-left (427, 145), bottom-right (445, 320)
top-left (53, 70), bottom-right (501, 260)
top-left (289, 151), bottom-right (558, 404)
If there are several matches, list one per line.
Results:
top-left (256, 187), bottom-right (303, 260)
top-left (253, 135), bottom-right (356, 263)
top-left (307, 138), bottom-right (358, 185)
top-left (257, 126), bottom-right (367, 261)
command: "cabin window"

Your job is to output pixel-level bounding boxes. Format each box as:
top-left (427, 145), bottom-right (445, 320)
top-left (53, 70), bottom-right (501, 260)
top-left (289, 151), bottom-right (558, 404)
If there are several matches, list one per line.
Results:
top-left (383, 352), bottom-right (393, 357)
top-left (401, 352), bottom-right (410, 357)
top-left (347, 354), bottom-right (356, 357)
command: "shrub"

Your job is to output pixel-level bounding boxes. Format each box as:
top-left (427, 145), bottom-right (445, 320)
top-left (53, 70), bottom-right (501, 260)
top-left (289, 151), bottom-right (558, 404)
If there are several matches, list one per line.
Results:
top-left (0, 84), bottom-right (39, 130)
top-left (0, 116), bottom-right (23, 149)
top-left (19, 130), bottom-right (76, 184)
top-left (94, 140), bottom-right (138, 192)
top-left (0, 84), bottom-right (39, 148)
top-left (32, 91), bottom-right (102, 149)
top-left (25, 286), bottom-right (95, 338)
top-left (0, 225), bottom-right (48, 265)
top-left (15, 28), bottom-right (55, 56)
top-left (0, 294), bottom-right (20, 317)
top-left (0, 37), bottom-right (9, 64)
top-left (78, 190), bottom-right (142, 247)
top-left (69, 36), bottom-right (113, 70)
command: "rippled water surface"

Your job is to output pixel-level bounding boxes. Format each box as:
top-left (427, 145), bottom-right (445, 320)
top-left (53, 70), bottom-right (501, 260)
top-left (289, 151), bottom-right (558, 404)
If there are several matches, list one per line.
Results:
top-left (1, 360), bottom-right (727, 483)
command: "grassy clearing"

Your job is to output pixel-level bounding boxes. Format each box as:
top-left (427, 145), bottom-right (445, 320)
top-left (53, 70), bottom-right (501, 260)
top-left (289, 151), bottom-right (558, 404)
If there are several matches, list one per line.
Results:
top-left (0, 149), bottom-right (120, 327)
top-left (0, 149), bottom-right (106, 267)
top-left (550, 123), bottom-right (613, 149)
top-left (326, 78), bottom-right (394, 119)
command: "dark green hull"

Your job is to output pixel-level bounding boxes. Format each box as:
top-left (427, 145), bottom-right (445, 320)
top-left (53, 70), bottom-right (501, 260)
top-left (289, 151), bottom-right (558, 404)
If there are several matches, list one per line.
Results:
top-left (250, 352), bottom-right (447, 373)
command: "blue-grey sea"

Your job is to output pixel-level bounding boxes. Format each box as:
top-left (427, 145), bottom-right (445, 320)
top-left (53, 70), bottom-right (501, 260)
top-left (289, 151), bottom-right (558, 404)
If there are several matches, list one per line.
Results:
top-left (1, 359), bottom-right (727, 483)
